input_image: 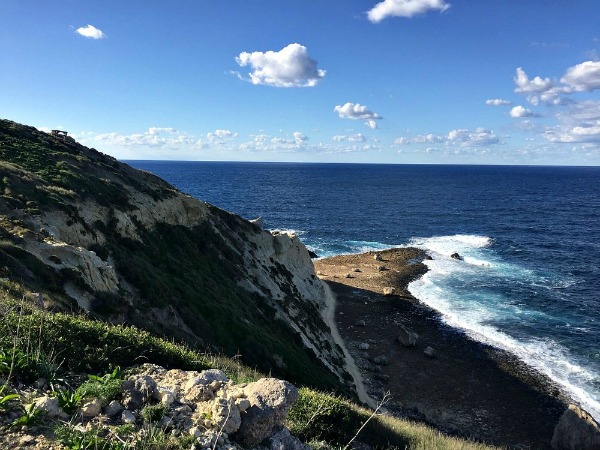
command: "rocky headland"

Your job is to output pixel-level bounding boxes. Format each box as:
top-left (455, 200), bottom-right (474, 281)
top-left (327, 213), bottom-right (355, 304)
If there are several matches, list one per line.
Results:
top-left (315, 248), bottom-right (597, 449)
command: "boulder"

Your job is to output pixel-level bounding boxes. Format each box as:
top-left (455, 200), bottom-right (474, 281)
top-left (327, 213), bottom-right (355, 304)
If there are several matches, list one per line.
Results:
top-left (121, 410), bottom-right (137, 424)
top-left (397, 325), bottom-right (418, 347)
top-left (33, 396), bottom-right (62, 418)
top-left (122, 388), bottom-right (144, 411)
top-left (378, 265), bottom-right (387, 272)
top-left (358, 343), bottom-right (370, 351)
top-left (80, 398), bottom-right (103, 417)
top-left (308, 250), bottom-right (318, 259)
top-left (383, 287), bottom-right (395, 296)
top-left (424, 346), bottom-right (436, 358)
top-left (374, 253), bottom-right (383, 261)
top-left (104, 400), bottom-right (124, 417)
top-left (450, 253), bottom-right (462, 260)
top-left (551, 404), bottom-right (600, 450)
top-left (355, 320), bottom-right (366, 327)
top-left (233, 378), bottom-right (299, 445)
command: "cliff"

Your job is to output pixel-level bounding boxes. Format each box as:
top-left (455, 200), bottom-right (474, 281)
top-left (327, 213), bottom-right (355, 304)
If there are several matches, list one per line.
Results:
top-left (0, 119), bottom-right (347, 390)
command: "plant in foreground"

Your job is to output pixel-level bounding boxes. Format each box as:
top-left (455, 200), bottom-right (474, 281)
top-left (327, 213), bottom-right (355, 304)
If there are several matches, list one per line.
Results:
top-left (11, 403), bottom-right (41, 428)
top-left (0, 383), bottom-right (19, 410)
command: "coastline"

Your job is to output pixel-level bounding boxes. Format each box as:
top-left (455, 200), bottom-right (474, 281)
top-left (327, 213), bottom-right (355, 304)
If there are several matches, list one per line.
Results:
top-left (315, 247), bottom-right (568, 449)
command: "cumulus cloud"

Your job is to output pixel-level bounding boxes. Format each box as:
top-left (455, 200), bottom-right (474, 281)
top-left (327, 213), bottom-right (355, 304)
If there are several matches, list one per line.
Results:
top-left (365, 119), bottom-right (379, 129)
top-left (544, 100), bottom-right (600, 146)
top-left (332, 133), bottom-right (366, 142)
top-left (561, 61), bottom-right (600, 92)
top-left (207, 129), bottom-right (238, 143)
top-left (486, 99), bottom-right (512, 106)
top-left (235, 43), bottom-right (326, 87)
top-left (76, 24), bottom-right (106, 40)
top-left (94, 127), bottom-right (193, 148)
top-left (395, 128), bottom-right (499, 147)
top-left (514, 62), bottom-right (600, 105)
top-left (510, 105), bottom-right (540, 118)
top-left (334, 103), bottom-right (382, 129)
top-left (367, 0), bottom-right (450, 22)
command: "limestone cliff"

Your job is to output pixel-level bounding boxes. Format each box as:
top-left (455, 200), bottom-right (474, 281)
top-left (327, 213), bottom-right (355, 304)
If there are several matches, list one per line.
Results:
top-left (0, 119), bottom-right (348, 390)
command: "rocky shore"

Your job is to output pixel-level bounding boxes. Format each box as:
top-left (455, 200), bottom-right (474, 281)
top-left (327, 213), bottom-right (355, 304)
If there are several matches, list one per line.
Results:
top-left (314, 248), bottom-right (570, 449)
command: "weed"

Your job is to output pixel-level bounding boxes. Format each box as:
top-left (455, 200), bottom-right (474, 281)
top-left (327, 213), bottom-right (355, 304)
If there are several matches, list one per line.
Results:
top-left (53, 387), bottom-right (83, 414)
top-left (0, 383), bottom-right (19, 410)
top-left (140, 403), bottom-right (168, 423)
top-left (11, 403), bottom-right (41, 428)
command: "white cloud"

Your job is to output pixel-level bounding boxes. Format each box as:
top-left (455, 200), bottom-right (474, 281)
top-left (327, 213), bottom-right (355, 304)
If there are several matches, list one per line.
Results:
top-left (334, 103), bottom-right (382, 128)
top-left (561, 61), bottom-right (600, 92)
top-left (367, 0), bottom-right (450, 22)
top-left (514, 67), bottom-right (553, 94)
top-left (544, 100), bottom-right (600, 146)
top-left (76, 24), bottom-right (106, 40)
top-left (207, 129), bottom-right (238, 143)
top-left (514, 62), bottom-right (600, 105)
top-left (235, 43), bottom-right (325, 88)
top-left (365, 119), bottom-right (379, 129)
top-left (333, 133), bottom-right (366, 142)
top-left (510, 105), bottom-right (540, 118)
top-left (395, 128), bottom-right (499, 147)
top-left (485, 99), bottom-right (512, 106)
top-left (94, 127), bottom-right (194, 148)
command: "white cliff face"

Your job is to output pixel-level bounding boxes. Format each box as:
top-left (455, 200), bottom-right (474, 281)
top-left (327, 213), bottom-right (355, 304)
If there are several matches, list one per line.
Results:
top-left (3, 161), bottom-right (347, 383)
top-left (233, 229), bottom-right (347, 381)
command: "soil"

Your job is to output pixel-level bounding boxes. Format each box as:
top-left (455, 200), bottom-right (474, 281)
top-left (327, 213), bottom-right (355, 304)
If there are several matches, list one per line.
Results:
top-left (314, 247), bottom-right (569, 450)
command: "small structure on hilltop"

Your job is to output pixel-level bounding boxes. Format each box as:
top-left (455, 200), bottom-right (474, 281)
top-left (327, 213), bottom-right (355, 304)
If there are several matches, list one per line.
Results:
top-left (51, 130), bottom-right (69, 140)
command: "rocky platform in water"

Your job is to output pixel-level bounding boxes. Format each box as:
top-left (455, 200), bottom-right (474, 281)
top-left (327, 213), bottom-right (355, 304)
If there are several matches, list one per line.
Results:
top-left (315, 248), bottom-right (570, 449)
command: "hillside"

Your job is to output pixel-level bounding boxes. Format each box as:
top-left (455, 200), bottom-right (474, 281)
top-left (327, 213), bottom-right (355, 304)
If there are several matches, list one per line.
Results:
top-left (0, 118), bottom-right (348, 390)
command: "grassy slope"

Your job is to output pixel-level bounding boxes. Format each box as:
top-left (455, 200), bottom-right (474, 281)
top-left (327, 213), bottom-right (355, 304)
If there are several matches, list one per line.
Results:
top-left (0, 287), bottom-right (499, 450)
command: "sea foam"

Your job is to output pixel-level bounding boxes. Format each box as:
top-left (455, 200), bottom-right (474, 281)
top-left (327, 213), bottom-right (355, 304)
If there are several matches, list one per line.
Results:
top-left (407, 234), bottom-right (600, 421)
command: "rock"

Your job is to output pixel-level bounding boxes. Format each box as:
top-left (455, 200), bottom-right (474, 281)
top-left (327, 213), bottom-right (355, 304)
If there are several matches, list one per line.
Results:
top-left (373, 356), bottom-right (389, 366)
top-left (122, 389), bottom-right (144, 410)
top-left (104, 400), bottom-right (124, 417)
top-left (184, 369), bottom-right (228, 391)
top-left (424, 346), bottom-right (436, 358)
top-left (424, 255), bottom-right (433, 260)
top-left (374, 373), bottom-right (389, 383)
top-left (551, 404), bottom-right (600, 450)
top-left (450, 252), bottom-right (462, 260)
top-left (133, 375), bottom-right (157, 401)
top-left (233, 378), bottom-right (299, 446)
top-left (345, 273), bottom-right (353, 278)
top-left (383, 287), bottom-right (395, 296)
top-left (250, 217), bottom-right (264, 229)
top-left (236, 398), bottom-right (251, 412)
top-left (33, 396), bottom-right (62, 418)
top-left (374, 253), bottom-right (383, 261)
top-left (308, 250), bottom-right (318, 259)
top-left (397, 325), bottom-right (418, 347)
top-left (266, 426), bottom-right (311, 450)
top-left (358, 343), bottom-right (370, 351)
top-left (353, 268), bottom-right (362, 272)
top-left (80, 398), bottom-right (103, 417)
top-left (355, 320), bottom-right (366, 327)
top-left (121, 410), bottom-right (137, 424)
top-left (377, 265), bottom-right (387, 272)
top-left (212, 397), bottom-right (242, 434)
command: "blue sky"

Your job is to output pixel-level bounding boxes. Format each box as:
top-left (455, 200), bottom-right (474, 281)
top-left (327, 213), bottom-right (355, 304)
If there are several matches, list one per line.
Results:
top-left (1, 0), bottom-right (599, 165)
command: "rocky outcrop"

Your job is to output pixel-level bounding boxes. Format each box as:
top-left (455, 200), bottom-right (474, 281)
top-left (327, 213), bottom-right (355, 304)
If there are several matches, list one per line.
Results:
top-left (26, 364), bottom-right (303, 450)
top-left (551, 404), bottom-right (600, 450)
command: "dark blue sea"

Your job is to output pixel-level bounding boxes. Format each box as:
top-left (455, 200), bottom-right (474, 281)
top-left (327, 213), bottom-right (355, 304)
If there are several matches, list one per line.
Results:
top-left (129, 161), bottom-right (600, 419)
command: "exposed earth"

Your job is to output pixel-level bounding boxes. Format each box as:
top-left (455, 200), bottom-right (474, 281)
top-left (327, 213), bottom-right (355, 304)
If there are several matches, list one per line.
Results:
top-left (315, 248), bottom-right (569, 450)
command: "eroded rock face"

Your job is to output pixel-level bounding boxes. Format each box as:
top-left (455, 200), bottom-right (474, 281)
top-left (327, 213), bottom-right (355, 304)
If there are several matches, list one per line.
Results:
top-left (551, 404), bottom-right (600, 450)
top-left (233, 378), bottom-right (299, 446)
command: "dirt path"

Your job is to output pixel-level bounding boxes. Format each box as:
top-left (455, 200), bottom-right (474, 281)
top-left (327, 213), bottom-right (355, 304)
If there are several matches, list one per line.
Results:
top-left (321, 282), bottom-right (377, 409)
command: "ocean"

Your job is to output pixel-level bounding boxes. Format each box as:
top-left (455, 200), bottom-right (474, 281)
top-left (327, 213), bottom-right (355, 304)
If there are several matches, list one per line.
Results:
top-left (129, 161), bottom-right (600, 420)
